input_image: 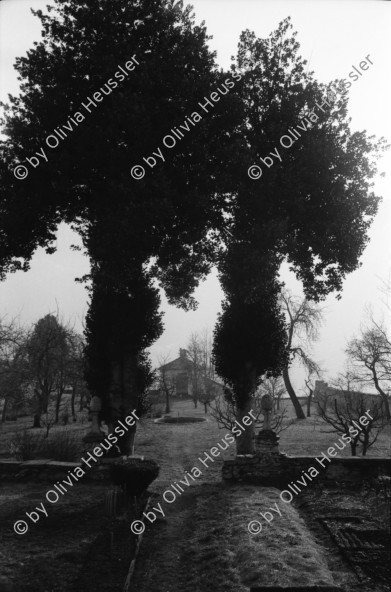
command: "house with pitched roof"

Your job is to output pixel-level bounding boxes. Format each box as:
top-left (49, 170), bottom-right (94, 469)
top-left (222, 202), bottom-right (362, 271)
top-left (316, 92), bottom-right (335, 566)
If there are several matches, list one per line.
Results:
top-left (159, 348), bottom-right (223, 399)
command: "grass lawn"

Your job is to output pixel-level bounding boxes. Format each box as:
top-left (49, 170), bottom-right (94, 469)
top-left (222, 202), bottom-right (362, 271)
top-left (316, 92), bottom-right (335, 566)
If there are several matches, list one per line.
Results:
top-left (1, 398), bottom-right (389, 463)
top-left (0, 398), bottom-right (389, 591)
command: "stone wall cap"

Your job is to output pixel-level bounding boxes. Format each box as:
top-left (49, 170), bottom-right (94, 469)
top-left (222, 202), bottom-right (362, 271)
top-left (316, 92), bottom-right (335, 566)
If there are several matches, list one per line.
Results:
top-left (20, 459), bottom-right (52, 466)
top-left (250, 586), bottom-right (344, 592)
top-left (280, 455), bottom-right (390, 461)
top-left (45, 461), bottom-right (81, 468)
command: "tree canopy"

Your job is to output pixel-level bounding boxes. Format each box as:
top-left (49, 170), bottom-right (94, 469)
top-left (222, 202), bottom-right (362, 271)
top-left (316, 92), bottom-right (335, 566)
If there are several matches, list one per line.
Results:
top-left (212, 17), bottom-right (387, 450)
top-left (0, 6), bottom-right (387, 451)
top-left (0, 0), bottom-right (243, 449)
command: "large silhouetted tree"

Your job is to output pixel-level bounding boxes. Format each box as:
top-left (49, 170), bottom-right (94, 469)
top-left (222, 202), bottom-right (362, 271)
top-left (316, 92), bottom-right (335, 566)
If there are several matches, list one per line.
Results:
top-left (213, 245), bottom-right (288, 453)
top-left (0, 0), bottom-right (242, 452)
top-left (25, 314), bottom-right (69, 428)
top-left (212, 17), bottom-right (387, 452)
top-left (0, 8), bottom-right (387, 454)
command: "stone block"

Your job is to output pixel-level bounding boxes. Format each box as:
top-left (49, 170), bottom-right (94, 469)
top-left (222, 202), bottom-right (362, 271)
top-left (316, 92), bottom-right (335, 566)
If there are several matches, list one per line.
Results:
top-left (20, 459), bottom-right (52, 467)
top-left (250, 587), bottom-right (343, 592)
top-left (223, 453), bottom-right (391, 487)
top-left (45, 461), bottom-right (80, 468)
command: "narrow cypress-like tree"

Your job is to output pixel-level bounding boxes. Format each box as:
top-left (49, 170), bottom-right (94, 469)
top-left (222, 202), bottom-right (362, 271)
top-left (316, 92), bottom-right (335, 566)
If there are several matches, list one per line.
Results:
top-left (0, 0), bottom-right (242, 451)
top-left (213, 18), bottom-right (387, 452)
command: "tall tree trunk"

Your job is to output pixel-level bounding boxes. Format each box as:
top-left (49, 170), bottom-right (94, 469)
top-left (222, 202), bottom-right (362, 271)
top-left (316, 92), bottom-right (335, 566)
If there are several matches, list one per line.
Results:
top-left (55, 393), bottom-right (61, 423)
top-left (165, 388), bottom-right (170, 414)
top-left (55, 369), bottom-right (65, 423)
top-left (32, 388), bottom-right (42, 428)
top-left (362, 431), bottom-right (369, 456)
top-left (42, 385), bottom-right (49, 414)
top-left (108, 354), bottom-right (139, 456)
top-left (1, 398), bottom-right (8, 423)
top-left (371, 371), bottom-right (390, 419)
top-left (71, 386), bottom-right (77, 420)
top-left (282, 366), bottom-right (305, 419)
top-left (307, 388), bottom-right (313, 417)
top-left (33, 414), bottom-right (41, 428)
top-left (235, 398), bottom-right (255, 454)
top-left (122, 353), bottom-right (138, 455)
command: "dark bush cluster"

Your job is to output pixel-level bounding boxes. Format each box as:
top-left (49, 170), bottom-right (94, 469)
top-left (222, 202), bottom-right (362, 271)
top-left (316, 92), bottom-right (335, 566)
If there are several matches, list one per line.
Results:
top-left (110, 458), bottom-right (159, 497)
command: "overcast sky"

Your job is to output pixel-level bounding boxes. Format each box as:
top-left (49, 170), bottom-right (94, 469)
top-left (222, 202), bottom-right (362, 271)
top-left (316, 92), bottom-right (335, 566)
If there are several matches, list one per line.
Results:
top-left (0, 0), bottom-right (390, 392)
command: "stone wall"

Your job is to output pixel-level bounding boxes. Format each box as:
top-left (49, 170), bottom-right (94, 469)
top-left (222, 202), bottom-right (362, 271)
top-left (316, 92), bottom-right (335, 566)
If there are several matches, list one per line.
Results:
top-left (222, 453), bottom-right (391, 487)
top-left (0, 459), bottom-right (110, 482)
top-left (2, 454), bottom-right (390, 487)
top-left (0, 456), bottom-right (143, 483)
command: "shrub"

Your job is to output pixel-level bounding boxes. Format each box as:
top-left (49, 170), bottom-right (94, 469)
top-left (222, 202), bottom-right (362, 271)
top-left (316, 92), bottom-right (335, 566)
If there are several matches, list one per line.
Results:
top-left (40, 429), bottom-right (80, 461)
top-left (110, 458), bottom-right (160, 497)
top-left (158, 416), bottom-right (206, 424)
top-left (9, 429), bottom-right (42, 460)
top-left (61, 408), bottom-right (69, 425)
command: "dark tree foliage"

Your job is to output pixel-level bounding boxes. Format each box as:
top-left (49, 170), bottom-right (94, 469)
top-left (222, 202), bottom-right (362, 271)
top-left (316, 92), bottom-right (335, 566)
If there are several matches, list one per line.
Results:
top-left (0, 0), bottom-right (243, 451)
top-left (213, 240), bottom-right (288, 453)
top-left (84, 267), bottom-right (163, 425)
top-left (25, 314), bottom-right (69, 428)
top-left (0, 0), bottom-right (241, 281)
top-left (228, 18), bottom-right (386, 300)
top-left (212, 17), bottom-right (387, 451)
top-left (214, 246), bottom-right (287, 401)
top-left (0, 5), bottom-right (386, 455)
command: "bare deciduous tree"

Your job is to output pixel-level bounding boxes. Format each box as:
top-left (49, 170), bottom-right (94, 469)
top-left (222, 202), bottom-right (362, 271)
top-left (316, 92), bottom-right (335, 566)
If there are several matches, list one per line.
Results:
top-left (41, 412), bottom-right (56, 438)
top-left (187, 330), bottom-right (216, 409)
top-left (346, 324), bottom-right (391, 419)
top-left (0, 317), bottom-right (28, 423)
top-left (280, 289), bottom-right (323, 419)
top-left (210, 384), bottom-right (291, 436)
top-left (157, 353), bottom-right (176, 414)
top-left (303, 368), bottom-right (323, 417)
top-left (317, 380), bottom-right (388, 456)
top-left (198, 382), bottom-right (218, 414)
top-left (187, 335), bottom-right (202, 408)
top-left (66, 331), bottom-right (87, 421)
top-left (260, 376), bottom-right (286, 411)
